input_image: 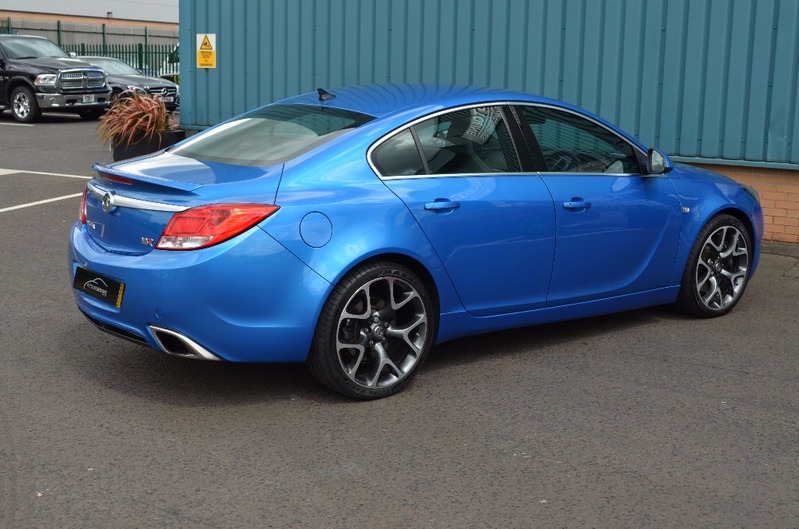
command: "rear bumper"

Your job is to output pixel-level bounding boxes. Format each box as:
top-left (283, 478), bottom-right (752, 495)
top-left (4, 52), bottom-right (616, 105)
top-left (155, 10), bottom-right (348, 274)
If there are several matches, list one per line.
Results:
top-left (69, 222), bottom-right (331, 363)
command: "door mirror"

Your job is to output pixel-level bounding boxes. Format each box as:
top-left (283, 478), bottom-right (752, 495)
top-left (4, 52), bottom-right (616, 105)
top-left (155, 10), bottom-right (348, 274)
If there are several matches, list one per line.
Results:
top-left (646, 148), bottom-right (672, 175)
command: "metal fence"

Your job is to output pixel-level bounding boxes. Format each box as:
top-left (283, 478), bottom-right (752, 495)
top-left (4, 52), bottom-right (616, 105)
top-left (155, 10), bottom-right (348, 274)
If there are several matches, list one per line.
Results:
top-left (1, 16), bottom-right (179, 79)
top-left (64, 43), bottom-right (179, 80)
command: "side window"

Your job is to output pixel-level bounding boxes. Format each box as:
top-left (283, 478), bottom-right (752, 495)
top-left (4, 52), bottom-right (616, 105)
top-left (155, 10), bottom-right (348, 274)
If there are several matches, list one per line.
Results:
top-left (413, 106), bottom-right (521, 174)
top-left (372, 129), bottom-right (425, 176)
top-left (521, 106), bottom-right (641, 174)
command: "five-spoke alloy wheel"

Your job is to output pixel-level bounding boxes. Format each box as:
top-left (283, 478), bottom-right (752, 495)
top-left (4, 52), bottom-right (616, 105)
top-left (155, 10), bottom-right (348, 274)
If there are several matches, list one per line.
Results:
top-left (308, 261), bottom-right (435, 399)
top-left (677, 214), bottom-right (752, 317)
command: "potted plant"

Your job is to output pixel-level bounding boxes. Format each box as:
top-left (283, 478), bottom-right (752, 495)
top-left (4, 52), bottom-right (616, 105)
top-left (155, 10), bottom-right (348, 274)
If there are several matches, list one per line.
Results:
top-left (98, 90), bottom-right (185, 161)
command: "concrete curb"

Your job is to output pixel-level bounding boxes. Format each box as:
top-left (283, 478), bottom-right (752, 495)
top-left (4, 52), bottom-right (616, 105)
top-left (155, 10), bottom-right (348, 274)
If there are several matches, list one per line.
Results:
top-left (762, 240), bottom-right (799, 259)
top-left (762, 241), bottom-right (799, 278)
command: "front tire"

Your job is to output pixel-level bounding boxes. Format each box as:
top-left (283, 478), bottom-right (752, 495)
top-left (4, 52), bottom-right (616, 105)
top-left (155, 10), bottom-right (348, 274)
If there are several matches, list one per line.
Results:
top-left (11, 86), bottom-right (41, 123)
top-left (308, 261), bottom-right (435, 399)
top-left (676, 214), bottom-right (752, 318)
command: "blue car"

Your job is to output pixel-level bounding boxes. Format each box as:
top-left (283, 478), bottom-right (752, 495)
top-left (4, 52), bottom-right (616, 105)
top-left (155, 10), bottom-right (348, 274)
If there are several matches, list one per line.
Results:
top-left (69, 84), bottom-right (763, 399)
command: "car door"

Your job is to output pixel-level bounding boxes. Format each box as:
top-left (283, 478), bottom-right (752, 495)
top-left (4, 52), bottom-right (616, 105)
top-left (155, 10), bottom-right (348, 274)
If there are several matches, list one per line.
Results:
top-left (373, 105), bottom-right (555, 316)
top-left (517, 105), bottom-right (682, 306)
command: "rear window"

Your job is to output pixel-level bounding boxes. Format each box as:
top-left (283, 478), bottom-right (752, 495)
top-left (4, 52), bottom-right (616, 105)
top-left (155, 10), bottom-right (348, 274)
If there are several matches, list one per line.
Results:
top-left (170, 104), bottom-right (374, 166)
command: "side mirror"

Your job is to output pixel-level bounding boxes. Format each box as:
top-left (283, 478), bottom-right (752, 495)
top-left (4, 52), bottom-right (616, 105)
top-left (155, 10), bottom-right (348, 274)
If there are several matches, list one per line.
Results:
top-left (646, 148), bottom-right (673, 175)
top-left (69, 51), bottom-right (77, 58)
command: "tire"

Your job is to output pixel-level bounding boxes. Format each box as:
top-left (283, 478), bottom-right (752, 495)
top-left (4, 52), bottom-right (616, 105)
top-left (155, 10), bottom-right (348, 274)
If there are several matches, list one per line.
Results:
top-left (79, 109), bottom-right (104, 121)
top-left (11, 85), bottom-right (41, 123)
top-left (308, 261), bottom-right (436, 399)
top-left (676, 214), bottom-right (753, 318)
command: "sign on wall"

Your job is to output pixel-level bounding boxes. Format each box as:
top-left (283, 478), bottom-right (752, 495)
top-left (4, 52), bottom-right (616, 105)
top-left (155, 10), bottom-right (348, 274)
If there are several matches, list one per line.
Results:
top-left (196, 33), bottom-right (216, 68)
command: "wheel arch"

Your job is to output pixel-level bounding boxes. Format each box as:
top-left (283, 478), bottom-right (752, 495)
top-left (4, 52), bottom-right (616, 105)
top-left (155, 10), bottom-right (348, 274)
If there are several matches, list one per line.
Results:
top-left (717, 207), bottom-right (756, 242)
top-left (674, 203), bottom-right (762, 287)
top-left (5, 76), bottom-right (36, 101)
top-left (331, 251), bottom-right (442, 336)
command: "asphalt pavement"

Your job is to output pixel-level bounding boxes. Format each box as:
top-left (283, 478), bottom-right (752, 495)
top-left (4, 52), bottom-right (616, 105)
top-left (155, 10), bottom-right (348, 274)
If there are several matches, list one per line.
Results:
top-left (1, 111), bottom-right (798, 529)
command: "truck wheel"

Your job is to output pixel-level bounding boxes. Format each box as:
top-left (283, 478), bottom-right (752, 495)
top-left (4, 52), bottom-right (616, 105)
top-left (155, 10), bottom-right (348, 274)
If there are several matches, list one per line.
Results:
top-left (11, 86), bottom-right (42, 123)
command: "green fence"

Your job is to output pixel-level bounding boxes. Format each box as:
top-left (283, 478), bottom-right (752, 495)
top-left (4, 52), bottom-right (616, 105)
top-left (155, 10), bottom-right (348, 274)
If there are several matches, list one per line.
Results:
top-left (63, 43), bottom-right (179, 81)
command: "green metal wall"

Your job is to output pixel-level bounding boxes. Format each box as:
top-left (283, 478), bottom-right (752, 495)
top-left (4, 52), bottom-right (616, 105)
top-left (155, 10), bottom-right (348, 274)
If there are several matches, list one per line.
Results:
top-left (179, 0), bottom-right (799, 168)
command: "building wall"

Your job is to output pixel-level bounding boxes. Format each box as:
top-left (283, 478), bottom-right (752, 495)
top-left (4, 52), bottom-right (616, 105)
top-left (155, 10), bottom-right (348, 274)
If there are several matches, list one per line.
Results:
top-left (0, 10), bottom-right (178, 30)
top-left (693, 164), bottom-right (799, 243)
top-left (177, 0), bottom-right (793, 242)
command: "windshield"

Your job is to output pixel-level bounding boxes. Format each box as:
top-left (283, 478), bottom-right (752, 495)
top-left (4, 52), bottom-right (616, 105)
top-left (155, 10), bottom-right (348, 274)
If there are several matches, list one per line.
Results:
top-left (85, 57), bottom-right (139, 75)
top-left (1, 37), bottom-right (69, 59)
top-left (170, 104), bottom-right (375, 166)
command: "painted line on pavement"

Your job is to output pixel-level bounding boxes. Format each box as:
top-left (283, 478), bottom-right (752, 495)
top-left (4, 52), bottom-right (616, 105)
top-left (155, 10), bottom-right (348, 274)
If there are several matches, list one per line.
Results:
top-left (0, 168), bottom-right (92, 179)
top-left (0, 168), bottom-right (89, 213)
top-left (0, 193), bottom-right (84, 213)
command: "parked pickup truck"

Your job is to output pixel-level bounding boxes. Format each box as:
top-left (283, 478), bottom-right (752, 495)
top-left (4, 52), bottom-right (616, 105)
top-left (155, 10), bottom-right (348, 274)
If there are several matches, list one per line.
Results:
top-left (0, 34), bottom-right (112, 123)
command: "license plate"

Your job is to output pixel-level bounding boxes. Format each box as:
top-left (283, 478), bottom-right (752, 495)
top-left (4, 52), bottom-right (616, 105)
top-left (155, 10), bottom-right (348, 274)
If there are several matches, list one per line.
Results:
top-left (82, 94), bottom-right (96, 103)
top-left (73, 267), bottom-right (125, 308)
top-left (163, 96), bottom-right (174, 103)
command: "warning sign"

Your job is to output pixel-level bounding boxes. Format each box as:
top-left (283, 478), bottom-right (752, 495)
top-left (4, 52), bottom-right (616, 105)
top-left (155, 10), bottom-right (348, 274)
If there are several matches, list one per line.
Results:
top-left (196, 33), bottom-right (216, 68)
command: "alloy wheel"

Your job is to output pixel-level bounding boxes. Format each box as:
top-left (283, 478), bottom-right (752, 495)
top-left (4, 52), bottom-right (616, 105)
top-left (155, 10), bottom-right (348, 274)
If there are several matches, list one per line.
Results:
top-left (335, 275), bottom-right (428, 390)
top-left (695, 224), bottom-right (750, 311)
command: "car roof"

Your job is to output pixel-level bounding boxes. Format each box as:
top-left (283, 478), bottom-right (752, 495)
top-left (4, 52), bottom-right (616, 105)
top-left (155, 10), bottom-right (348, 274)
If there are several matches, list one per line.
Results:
top-left (277, 84), bottom-right (554, 119)
top-left (0, 34), bottom-right (47, 39)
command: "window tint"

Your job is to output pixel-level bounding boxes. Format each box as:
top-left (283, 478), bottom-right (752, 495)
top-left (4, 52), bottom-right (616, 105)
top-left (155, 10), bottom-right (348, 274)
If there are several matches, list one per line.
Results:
top-left (521, 106), bottom-right (640, 174)
top-left (372, 129), bottom-right (425, 176)
top-left (413, 106), bottom-right (520, 174)
top-left (170, 104), bottom-right (374, 166)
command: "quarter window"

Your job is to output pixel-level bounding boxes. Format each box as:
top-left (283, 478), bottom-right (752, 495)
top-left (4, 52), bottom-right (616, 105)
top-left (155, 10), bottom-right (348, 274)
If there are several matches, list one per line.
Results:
top-left (372, 129), bottom-right (425, 176)
top-left (521, 106), bottom-right (640, 174)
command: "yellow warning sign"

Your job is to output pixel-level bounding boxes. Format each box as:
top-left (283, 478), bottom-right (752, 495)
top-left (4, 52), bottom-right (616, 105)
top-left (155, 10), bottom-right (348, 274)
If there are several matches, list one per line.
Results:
top-left (196, 33), bottom-right (216, 69)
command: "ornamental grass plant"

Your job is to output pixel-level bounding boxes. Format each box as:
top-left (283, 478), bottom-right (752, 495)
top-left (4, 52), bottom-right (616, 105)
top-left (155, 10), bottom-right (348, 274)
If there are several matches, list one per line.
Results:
top-left (97, 90), bottom-right (175, 148)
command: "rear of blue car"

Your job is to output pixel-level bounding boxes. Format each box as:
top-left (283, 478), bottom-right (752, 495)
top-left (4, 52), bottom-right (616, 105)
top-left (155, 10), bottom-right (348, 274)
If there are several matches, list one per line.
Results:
top-left (69, 102), bottom-right (378, 362)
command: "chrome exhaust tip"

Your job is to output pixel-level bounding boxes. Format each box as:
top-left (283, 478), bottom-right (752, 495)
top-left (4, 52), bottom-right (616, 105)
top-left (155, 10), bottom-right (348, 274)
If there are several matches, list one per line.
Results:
top-left (149, 325), bottom-right (222, 361)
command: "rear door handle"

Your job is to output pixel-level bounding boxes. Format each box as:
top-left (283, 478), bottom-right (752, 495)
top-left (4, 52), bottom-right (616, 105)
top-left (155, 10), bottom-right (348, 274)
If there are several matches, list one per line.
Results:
top-left (562, 199), bottom-right (591, 210)
top-left (425, 199), bottom-right (460, 211)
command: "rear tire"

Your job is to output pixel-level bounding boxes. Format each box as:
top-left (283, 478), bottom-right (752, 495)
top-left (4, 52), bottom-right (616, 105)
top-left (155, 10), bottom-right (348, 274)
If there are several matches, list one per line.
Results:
top-left (11, 86), bottom-right (41, 123)
top-left (308, 261), bottom-right (435, 399)
top-left (676, 214), bottom-right (752, 318)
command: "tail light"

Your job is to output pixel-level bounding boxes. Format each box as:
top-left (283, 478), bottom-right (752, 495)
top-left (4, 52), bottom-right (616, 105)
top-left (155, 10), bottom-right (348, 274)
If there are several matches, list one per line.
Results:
top-left (156, 204), bottom-right (279, 250)
top-left (79, 188), bottom-right (88, 224)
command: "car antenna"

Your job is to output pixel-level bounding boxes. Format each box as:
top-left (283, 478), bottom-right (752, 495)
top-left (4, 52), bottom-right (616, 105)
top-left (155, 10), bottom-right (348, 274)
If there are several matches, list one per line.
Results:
top-left (317, 88), bottom-right (335, 102)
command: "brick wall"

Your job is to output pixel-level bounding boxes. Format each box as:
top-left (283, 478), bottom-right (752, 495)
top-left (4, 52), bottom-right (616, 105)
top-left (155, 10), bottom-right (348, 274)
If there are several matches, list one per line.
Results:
top-left (692, 164), bottom-right (799, 244)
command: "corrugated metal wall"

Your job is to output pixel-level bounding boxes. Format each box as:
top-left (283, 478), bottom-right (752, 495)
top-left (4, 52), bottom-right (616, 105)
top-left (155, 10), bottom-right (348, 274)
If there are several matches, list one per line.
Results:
top-left (179, 0), bottom-right (799, 167)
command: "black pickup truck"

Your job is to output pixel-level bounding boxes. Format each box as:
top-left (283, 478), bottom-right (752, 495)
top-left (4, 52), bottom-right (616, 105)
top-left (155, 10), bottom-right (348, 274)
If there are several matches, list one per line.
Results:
top-left (0, 34), bottom-right (112, 123)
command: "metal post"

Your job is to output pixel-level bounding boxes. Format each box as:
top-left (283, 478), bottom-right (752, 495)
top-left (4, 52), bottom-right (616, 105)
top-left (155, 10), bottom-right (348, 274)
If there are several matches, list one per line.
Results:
top-left (137, 43), bottom-right (144, 71)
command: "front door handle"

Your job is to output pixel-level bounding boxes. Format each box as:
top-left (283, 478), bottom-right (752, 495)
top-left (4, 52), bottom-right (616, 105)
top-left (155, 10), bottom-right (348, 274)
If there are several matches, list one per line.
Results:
top-left (425, 199), bottom-right (461, 211)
